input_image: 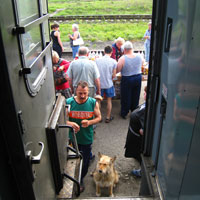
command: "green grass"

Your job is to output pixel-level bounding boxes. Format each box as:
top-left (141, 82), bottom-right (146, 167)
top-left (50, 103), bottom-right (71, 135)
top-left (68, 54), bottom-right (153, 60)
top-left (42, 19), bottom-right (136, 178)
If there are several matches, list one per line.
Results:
top-left (48, 0), bottom-right (152, 15)
top-left (58, 21), bottom-right (147, 43)
top-left (49, 0), bottom-right (152, 43)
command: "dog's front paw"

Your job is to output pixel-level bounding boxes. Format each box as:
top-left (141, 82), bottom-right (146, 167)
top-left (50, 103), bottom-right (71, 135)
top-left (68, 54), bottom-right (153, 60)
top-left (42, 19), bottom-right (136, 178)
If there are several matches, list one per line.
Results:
top-left (96, 192), bottom-right (101, 197)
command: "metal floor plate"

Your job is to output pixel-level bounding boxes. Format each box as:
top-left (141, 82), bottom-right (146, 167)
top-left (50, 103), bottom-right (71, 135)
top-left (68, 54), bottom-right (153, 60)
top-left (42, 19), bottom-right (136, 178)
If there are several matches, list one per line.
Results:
top-left (57, 152), bottom-right (79, 199)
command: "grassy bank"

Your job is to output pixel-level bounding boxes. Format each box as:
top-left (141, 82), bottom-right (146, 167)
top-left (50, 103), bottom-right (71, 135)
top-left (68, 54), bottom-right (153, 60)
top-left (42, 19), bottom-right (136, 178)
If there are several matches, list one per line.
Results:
top-left (58, 21), bottom-right (147, 43)
top-left (48, 0), bottom-right (152, 15)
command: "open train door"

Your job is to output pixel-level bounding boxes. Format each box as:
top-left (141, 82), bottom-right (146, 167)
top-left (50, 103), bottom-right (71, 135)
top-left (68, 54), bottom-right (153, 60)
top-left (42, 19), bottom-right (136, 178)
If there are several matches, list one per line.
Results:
top-left (0, 0), bottom-right (70, 199)
top-left (142, 0), bottom-right (200, 199)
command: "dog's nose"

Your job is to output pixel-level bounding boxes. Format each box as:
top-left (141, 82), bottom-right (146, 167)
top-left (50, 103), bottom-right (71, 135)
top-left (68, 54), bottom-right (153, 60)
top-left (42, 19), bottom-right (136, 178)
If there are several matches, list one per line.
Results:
top-left (99, 170), bottom-right (102, 173)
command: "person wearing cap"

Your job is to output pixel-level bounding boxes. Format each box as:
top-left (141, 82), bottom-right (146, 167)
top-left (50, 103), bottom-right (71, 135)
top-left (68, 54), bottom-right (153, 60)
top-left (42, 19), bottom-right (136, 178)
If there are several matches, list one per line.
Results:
top-left (143, 22), bottom-right (151, 63)
top-left (117, 41), bottom-right (142, 119)
top-left (111, 37), bottom-right (125, 61)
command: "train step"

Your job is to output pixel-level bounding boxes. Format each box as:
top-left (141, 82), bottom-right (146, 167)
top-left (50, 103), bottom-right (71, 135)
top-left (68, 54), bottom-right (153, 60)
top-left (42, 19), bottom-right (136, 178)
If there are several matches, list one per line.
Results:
top-left (57, 148), bottom-right (81, 199)
top-left (72, 197), bottom-right (156, 200)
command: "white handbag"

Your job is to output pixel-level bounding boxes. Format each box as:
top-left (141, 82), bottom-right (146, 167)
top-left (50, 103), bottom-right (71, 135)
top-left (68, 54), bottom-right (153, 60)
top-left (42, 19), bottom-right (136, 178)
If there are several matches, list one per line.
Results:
top-left (73, 37), bottom-right (84, 46)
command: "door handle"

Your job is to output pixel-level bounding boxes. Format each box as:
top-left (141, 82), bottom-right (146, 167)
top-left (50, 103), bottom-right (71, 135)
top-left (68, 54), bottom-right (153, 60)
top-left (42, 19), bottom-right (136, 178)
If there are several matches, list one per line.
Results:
top-left (31, 142), bottom-right (44, 164)
top-left (26, 142), bottom-right (44, 164)
top-left (25, 142), bottom-right (44, 182)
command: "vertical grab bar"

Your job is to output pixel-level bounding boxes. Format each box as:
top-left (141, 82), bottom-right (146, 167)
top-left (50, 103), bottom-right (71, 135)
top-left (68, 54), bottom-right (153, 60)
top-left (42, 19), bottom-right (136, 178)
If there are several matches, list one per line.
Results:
top-left (58, 124), bottom-right (83, 196)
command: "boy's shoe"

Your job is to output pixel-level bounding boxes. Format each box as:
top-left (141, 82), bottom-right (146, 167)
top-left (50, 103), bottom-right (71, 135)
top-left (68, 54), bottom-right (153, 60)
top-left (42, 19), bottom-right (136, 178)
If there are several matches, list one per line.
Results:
top-left (131, 169), bottom-right (141, 177)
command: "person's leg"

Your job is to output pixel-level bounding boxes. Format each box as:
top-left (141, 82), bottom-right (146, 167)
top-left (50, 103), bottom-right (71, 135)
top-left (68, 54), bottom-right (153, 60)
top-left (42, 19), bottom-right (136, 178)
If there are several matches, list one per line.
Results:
top-left (130, 75), bottom-right (142, 112)
top-left (144, 43), bottom-right (148, 62)
top-left (145, 43), bottom-right (150, 63)
top-left (72, 47), bottom-right (76, 59)
top-left (78, 144), bottom-right (92, 181)
top-left (120, 76), bottom-right (131, 118)
top-left (106, 97), bottom-right (112, 119)
top-left (72, 46), bottom-right (79, 59)
top-left (105, 86), bottom-right (115, 120)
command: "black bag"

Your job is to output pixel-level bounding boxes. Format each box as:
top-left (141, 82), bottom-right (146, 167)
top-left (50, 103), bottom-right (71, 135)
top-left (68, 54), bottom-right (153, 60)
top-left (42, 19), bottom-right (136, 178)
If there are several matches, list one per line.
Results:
top-left (53, 66), bottom-right (68, 86)
top-left (53, 58), bottom-right (68, 86)
top-left (53, 61), bottom-right (67, 86)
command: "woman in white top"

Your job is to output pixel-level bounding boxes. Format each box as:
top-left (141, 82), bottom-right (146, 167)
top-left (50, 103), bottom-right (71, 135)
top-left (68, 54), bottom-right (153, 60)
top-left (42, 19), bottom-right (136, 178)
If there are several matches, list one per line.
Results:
top-left (68, 24), bottom-right (81, 59)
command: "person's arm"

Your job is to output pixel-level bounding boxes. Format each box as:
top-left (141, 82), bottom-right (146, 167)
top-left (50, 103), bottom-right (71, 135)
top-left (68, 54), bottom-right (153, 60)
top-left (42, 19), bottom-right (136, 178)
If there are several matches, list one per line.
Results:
top-left (68, 31), bottom-right (79, 40)
top-left (116, 56), bottom-right (125, 73)
top-left (62, 62), bottom-right (70, 71)
top-left (68, 78), bottom-right (73, 94)
top-left (66, 63), bottom-right (74, 93)
top-left (112, 68), bottom-right (116, 79)
top-left (81, 101), bottom-right (101, 127)
top-left (95, 78), bottom-right (101, 95)
top-left (112, 61), bottom-right (117, 79)
top-left (111, 46), bottom-right (116, 60)
top-left (143, 30), bottom-right (150, 40)
top-left (93, 62), bottom-right (101, 95)
top-left (144, 35), bottom-right (150, 40)
top-left (55, 31), bottom-right (64, 52)
top-left (66, 103), bottom-right (80, 133)
top-left (66, 121), bottom-right (80, 133)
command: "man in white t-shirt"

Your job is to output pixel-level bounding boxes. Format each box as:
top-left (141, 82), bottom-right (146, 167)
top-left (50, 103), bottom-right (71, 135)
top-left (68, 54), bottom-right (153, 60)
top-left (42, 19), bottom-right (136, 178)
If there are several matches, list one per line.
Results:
top-left (96, 46), bottom-right (117, 123)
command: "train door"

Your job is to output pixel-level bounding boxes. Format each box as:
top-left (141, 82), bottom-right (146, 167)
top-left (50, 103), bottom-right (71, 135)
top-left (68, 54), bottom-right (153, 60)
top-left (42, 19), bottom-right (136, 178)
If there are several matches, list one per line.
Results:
top-left (145, 0), bottom-right (200, 199)
top-left (0, 0), bottom-right (62, 199)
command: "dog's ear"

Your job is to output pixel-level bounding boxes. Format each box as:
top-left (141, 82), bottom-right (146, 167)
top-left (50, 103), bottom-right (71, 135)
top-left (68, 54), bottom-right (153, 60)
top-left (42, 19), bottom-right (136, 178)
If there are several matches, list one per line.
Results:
top-left (98, 152), bottom-right (102, 159)
top-left (111, 156), bottom-right (116, 163)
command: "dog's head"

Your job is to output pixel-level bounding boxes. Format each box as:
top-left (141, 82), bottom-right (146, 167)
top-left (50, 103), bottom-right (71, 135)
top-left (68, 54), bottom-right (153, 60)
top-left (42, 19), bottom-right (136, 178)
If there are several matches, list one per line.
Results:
top-left (96, 152), bottom-right (116, 174)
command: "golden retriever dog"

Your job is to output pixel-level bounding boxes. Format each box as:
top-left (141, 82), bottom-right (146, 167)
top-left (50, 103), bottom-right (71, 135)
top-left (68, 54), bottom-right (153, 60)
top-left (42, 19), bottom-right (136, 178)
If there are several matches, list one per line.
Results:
top-left (93, 152), bottom-right (119, 197)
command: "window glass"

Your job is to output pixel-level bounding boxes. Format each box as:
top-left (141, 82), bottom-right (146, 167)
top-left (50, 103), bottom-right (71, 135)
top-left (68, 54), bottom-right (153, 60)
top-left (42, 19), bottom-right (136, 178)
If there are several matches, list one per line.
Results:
top-left (41, 0), bottom-right (48, 14)
top-left (22, 27), bottom-right (42, 67)
top-left (21, 26), bottom-right (44, 86)
top-left (43, 21), bottom-right (50, 44)
top-left (27, 57), bottom-right (45, 85)
top-left (17, 0), bottom-right (39, 24)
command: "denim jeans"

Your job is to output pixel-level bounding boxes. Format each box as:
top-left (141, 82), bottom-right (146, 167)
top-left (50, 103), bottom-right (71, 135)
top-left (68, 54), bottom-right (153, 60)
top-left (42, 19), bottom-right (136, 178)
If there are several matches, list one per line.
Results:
top-left (78, 143), bottom-right (92, 181)
top-left (144, 43), bottom-right (150, 62)
top-left (72, 46), bottom-right (80, 59)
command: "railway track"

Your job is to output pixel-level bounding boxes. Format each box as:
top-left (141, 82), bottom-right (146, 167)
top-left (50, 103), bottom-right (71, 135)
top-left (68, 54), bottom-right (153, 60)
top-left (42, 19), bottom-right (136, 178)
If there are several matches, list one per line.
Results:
top-left (49, 14), bottom-right (152, 22)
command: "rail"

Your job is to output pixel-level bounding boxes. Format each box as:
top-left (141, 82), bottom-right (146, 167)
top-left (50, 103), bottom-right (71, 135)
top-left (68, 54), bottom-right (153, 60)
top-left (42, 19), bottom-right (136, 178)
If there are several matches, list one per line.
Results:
top-left (49, 14), bottom-right (152, 22)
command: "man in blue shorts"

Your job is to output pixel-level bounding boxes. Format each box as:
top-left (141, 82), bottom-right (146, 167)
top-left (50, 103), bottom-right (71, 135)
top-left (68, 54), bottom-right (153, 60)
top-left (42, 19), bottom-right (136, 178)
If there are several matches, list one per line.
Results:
top-left (96, 46), bottom-right (117, 123)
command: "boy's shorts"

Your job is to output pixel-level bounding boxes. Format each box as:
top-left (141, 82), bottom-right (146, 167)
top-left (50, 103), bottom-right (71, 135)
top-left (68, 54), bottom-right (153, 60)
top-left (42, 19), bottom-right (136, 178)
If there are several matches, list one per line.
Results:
top-left (101, 86), bottom-right (115, 98)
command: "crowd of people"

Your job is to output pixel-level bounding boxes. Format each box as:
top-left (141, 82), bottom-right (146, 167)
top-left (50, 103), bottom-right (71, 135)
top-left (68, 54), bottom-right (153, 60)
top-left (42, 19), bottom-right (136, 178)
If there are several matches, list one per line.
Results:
top-left (50, 22), bottom-right (150, 192)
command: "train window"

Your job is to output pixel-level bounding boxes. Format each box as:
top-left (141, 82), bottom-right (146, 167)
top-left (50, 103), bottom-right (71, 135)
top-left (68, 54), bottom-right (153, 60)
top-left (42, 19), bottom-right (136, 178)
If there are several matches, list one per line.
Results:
top-left (13, 0), bottom-right (51, 96)
top-left (41, 0), bottom-right (48, 14)
top-left (22, 27), bottom-right (42, 66)
top-left (17, 0), bottom-right (39, 25)
top-left (43, 21), bottom-right (50, 44)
